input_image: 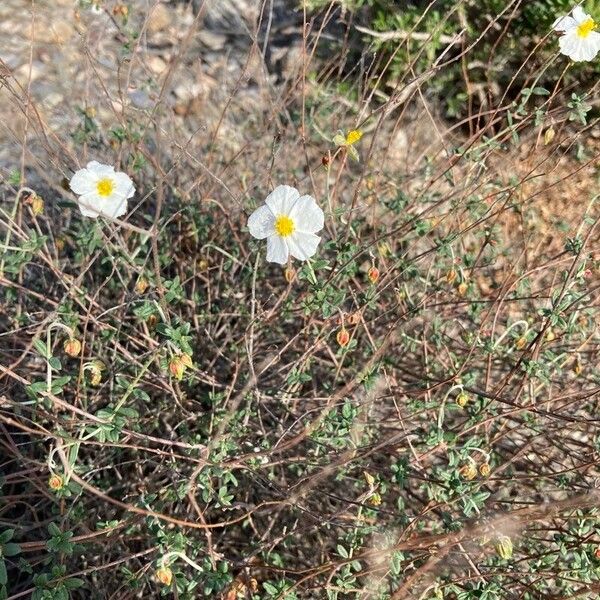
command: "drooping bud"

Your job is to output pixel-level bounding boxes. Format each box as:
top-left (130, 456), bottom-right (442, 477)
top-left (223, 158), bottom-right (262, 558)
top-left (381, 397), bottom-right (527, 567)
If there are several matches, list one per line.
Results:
top-left (457, 282), bottom-right (468, 297)
top-left (459, 462), bottom-right (477, 480)
top-left (64, 338), bottom-right (82, 357)
top-left (479, 463), bottom-right (491, 477)
top-left (573, 359), bottom-right (583, 376)
top-left (546, 328), bottom-right (555, 342)
top-left (369, 492), bottom-right (382, 506)
top-left (544, 127), bottom-right (555, 145)
top-left (446, 269), bottom-right (457, 284)
top-left (494, 535), bottom-right (513, 559)
top-left (169, 354), bottom-right (193, 380)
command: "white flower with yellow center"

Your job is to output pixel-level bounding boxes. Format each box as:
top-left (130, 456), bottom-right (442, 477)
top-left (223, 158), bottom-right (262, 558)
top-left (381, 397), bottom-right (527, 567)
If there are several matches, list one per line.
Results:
top-left (553, 6), bottom-right (600, 62)
top-left (247, 185), bottom-right (324, 265)
top-left (69, 161), bottom-right (135, 219)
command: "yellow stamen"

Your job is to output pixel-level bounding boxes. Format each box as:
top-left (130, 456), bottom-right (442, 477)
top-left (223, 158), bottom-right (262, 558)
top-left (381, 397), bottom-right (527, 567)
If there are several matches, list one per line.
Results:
top-left (274, 215), bottom-right (295, 237)
top-left (577, 18), bottom-right (596, 38)
top-left (96, 177), bottom-right (115, 197)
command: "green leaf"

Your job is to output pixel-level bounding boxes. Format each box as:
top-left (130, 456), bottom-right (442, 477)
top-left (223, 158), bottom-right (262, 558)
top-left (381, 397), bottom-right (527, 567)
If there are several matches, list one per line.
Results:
top-left (0, 531), bottom-right (13, 545)
top-left (0, 561), bottom-right (6, 586)
top-left (2, 544), bottom-right (20, 557)
top-left (48, 357), bottom-right (62, 371)
top-left (33, 339), bottom-right (48, 358)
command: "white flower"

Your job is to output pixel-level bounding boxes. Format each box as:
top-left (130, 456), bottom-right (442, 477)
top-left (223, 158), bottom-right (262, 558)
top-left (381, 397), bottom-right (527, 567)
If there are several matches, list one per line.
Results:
top-left (247, 185), bottom-right (324, 265)
top-left (69, 161), bottom-right (135, 219)
top-left (553, 6), bottom-right (600, 62)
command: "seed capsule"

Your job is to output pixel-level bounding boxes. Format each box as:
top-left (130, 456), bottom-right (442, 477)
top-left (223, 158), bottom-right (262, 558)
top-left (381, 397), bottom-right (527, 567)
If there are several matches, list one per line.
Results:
top-left (48, 474), bottom-right (63, 491)
top-left (336, 328), bottom-right (350, 347)
top-left (284, 266), bottom-right (296, 283)
top-left (367, 266), bottom-right (380, 284)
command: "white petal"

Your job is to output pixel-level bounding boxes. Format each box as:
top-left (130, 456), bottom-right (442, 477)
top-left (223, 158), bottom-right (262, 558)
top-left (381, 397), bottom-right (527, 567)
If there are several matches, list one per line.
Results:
top-left (247, 204), bottom-right (276, 239)
top-left (572, 6), bottom-right (589, 24)
top-left (77, 193), bottom-right (127, 219)
top-left (286, 231), bottom-right (321, 261)
top-left (266, 235), bottom-right (289, 264)
top-left (69, 168), bottom-right (95, 195)
top-left (559, 33), bottom-right (577, 54)
top-left (113, 171), bottom-right (135, 198)
top-left (553, 15), bottom-right (576, 32)
top-left (86, 161), bottom-right (115, 177)
top-left (77, 193), bottom-right (102, 218)
top-left (264, 185), bottom-right (300, 216)
top-left (589, 31), bottom-right (600, 51)
top-left (289, 195), bottom-right (324, 234)
top-left (103, 196), bottom-right (128, 218)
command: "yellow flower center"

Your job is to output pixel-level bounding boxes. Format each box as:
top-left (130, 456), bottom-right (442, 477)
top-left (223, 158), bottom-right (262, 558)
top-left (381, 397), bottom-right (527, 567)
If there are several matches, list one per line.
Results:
top-left (345, 129), bottom-right (363, 145)
top-left (577, 18), bottom-right (596, 38)
top-left (274, 215), bottom-right (295, 237)
top-left (96, 177), bottom-right (114, 197)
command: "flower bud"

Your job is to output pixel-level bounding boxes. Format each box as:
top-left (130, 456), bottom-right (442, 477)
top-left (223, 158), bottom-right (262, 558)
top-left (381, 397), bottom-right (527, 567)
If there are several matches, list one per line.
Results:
top-left (284, 266), bottom-right (296, 283)
top-left (48, 474), bottom-right (63, 491)
top-left (457, 282), bottom-right (468, 297)
top-left (113, 4), bottom-right (128, 17)
top-left (573, 360), bottom-right (582, 376)
top-left (369, 492), bottom-right (382, 506)
top-left (64, 338), bottom-right (82, 357)
top-left (336, 328), bottom-right (350, 347)
top-left (546, 328), bottom-right (555, 342)
top-left (456, 392), bottom-right (469, 408)
top-left (367, 266), bottom-right (380, 284)
top-left (347, 311), bottom-right (361, 326)
top-left (135, 278), bottom-right (149, 294)
top-left (30, 194), bottom-right (44, 215)
top-left (479, 463), bottom-right (491, 477)
top-left (494, 535), bottom-right (513, 559)
top-left (156, 566), bottom-right (172, 586)
top-left (544, 127), bottom-right (555, 145)
top-left (89, 361), bottom-right (104, 386)
top-left (169, 354), bottom-right (193, 380)
top-left (459, 463), bottom-right (477, 480)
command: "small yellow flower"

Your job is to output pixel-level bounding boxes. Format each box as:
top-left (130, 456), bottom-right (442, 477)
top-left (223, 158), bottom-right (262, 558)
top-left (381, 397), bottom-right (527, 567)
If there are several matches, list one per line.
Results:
top-left (479, 463), bottom-right (491, 477)
top-left (64, 338), bottom-right (82, 357)
top-left (546, 328), bottom-right (556, 342)
top-left (156, 566), bottom-right (173, 586)
top-left (345, 129), bottom-right (363, 145)
top-left (363, 471), bottom-right (375, 487)
top-left (333, 129), bottom-right (363, 161)
top-left (515, 336), bottom-right (527, 350)
top-left (48, 474), bottom-right (64, 491)
top-left (456, 392), bottom-right (469, 408)
top-left (544, 127), bottom-right (555, 145)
